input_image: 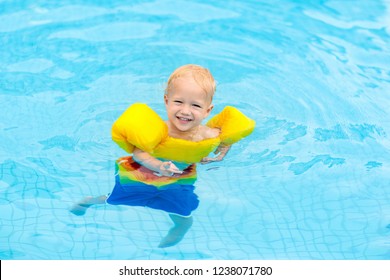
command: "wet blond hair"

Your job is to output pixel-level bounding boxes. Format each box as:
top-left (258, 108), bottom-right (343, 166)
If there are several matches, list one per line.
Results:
top-left (165, 64), bottom-right (216, 102)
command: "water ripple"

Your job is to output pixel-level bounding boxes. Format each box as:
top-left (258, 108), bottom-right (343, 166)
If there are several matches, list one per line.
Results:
top-left (49, 22), bottom-right (160, 41)
top-left (288, 155), bottom-right (346, 175)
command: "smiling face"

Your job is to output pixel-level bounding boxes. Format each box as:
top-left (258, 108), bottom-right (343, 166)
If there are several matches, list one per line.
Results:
top-left (164, 74), bottom-right (213, 138)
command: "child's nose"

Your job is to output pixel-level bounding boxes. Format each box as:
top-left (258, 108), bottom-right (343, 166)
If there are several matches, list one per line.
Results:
top-left (180, 105), bottom-right (191, 114)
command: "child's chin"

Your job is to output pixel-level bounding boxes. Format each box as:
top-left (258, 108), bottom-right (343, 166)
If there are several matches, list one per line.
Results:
top-left (175, 121), bottom-right (193, 129)
top-left (177, 127), bottom-right (191, 132)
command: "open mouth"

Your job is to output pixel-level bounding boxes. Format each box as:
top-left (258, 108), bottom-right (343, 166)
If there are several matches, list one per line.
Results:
top-left (177, 116), bottom-right (193, 122)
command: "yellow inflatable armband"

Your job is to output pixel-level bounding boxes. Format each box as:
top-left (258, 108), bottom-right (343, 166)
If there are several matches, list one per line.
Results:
top-left (206, 106), bottom-right (255, 145)
top-left (112, 104), bottom-right (255, 163)
top-left (111, 103), bottom-right (168, 153)
top-left (152, 137), bottom-right (220, 164)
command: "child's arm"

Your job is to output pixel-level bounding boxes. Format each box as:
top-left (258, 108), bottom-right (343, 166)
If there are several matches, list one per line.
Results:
top-left (200, 143), bottom-right (231, 164)
top-left (133, 147), bottom-right (183, 177)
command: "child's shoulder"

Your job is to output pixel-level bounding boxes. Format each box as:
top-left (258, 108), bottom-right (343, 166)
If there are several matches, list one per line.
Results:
top-left (199, 125), bottom-right (220, 140)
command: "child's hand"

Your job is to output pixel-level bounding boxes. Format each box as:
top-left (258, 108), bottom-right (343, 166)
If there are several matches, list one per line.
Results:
top-left (157, 161), bottom-right (183, 177)
top-left (200, 144), bottom-right (231, 164)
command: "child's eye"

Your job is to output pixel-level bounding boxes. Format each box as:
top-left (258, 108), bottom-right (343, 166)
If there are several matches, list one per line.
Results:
top-left (173, 100), bottom-right (182, 104)
top-left (192, 104), bottom-right (202, 108)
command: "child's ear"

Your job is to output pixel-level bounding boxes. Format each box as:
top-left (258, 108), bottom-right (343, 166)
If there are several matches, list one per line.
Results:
top-left (205, 104), bottom-right (214, 117)
top-left (164, 94), bottom-right (168, 105)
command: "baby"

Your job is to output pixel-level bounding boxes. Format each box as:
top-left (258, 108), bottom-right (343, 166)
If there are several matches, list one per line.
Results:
top-left (71, 64), bottom-right (254, 248)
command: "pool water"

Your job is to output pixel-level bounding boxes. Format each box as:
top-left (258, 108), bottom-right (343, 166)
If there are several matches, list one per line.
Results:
top-left (1, 0), bottom-right (390, 260)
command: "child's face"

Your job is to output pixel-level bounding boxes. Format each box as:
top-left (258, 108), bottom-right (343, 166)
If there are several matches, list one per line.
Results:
top-left (164, 74), bottom-right (213, 134)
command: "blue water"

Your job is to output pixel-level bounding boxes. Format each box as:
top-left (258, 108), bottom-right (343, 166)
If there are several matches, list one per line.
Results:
top-left (1, 0), bottom-right (390, 260)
